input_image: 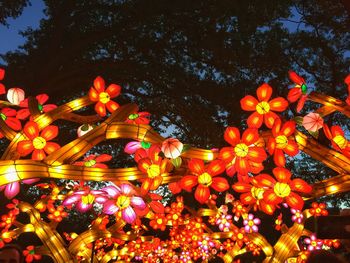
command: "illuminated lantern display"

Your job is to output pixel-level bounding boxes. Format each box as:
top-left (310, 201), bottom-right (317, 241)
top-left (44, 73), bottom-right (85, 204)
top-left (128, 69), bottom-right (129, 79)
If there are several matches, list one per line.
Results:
top-left (161, 137), bottom-right (184, 159)
top-left (0, 68), bottom-right (349, 262)
top-left (7, 87), bottom-right (25, 105)
top-left (77, 123), bottom-right (95, 137)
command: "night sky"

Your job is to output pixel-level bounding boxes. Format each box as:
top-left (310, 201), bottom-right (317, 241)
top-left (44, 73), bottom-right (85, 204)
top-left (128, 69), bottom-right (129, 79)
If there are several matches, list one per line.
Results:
top-left (0, 0), bottom-right (46, 62)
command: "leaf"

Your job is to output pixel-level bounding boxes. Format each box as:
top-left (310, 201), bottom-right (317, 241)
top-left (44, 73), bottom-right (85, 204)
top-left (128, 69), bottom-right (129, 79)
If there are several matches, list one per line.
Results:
top-left (181, 144), bottom-right (191, 153)
top-left (294, 116), bottom-right (303, 126)
top-left (171, 157), bottom-right (182, 168)
top-left (308, 130), bottom-right (319, 139)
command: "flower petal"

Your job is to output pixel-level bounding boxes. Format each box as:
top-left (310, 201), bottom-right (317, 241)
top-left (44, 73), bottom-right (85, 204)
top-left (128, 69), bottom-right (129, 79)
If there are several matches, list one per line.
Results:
top-left (211, 177), bottom-right (229, 192)
top-left (188, 159), bottom-right (205, 175)
top-left (247, 146), bottom-right (267, 162)
top-left (106, 100), bottom-right (119, 113)
top-left (24, 121), bottom-right (39, 140)
top-left (290, 179), bottom-right (312, 194)
top-left (257, 83), bottom-right (272, 101)
top-left (95, 154), bottom-right (112, 163)
top-left (241, 193), bottom-right (256, 204)
top-left (224, 127), bottom-right (240, 146)
top-left (232, 182), bottom-right (251, 193)
top-left (219, 147), bottom-right (234, 163)
top-left (194, 185), bottom-right (210, 204)
top-left (253, 174), bottom-right (275, 188)
top-left (259, 200), bottom-right (275, 215)
top-left (263, 189), bottom-right (283, 205)
top-left (5, 117), bottom-right (21, 131)
top-left (106, 84), bottom-right (121, 98)
top-left (89, 87), bottom-right (99, 101)
top-left (264, 111), bottom-right (279, 129)
top-left (44, 142), bottom-right (61, 155)
top-left (180, 175), bottom-right (198, 192)
top-left (32, 149), bottom-right (46, 161)
top-left (273, 149), bottom-right (286, 167)
top-left (122, 206), bottom-right (136, 224)
top-left (281, 121), bottom-right (296, 137)
top-left (17, 140), bottom-right (34, 156)
top-left (63, 195), bottom-right (81, 206)
top-left (102, 185), bottom-right (120, 198)
top-left (242, 128), bottom-right (259, 145)
top-left (286, 192), bottom-right (304, 210)
top-left (273, 167), bottom-right (291, 183)
top-left (247, 112), bottom-right (263, 128)
top-left (103, 200), bottom-right (119, 215)
top-left (289, 71), bottom-right (305, 85)
top-left (287, 87), bottom-right (302, 103)
top-left (94, 76), bottom-right (105, 92)
top-left (95, 101), bottom-right (106, 117)
top-left (240, 95), bottom-right (258, 111)
top-left (41, 125), bottom-right (58, 141)
top-left (120, 183), bottom-right (134, 195)
top-left (36, 94), bottom-right (49, 105)
top-left (207, 160), bottom-right (225, 176)
top-left (269, 97), bottom-right (288, 112)
top-left (131, 196), bottom-right (146, 209)
top-left (4, 182), bottom-right (20, 199)
top-left (283, 140), bottom-right (299, 156)
top-left (235, 158), bottom-right (249, 175)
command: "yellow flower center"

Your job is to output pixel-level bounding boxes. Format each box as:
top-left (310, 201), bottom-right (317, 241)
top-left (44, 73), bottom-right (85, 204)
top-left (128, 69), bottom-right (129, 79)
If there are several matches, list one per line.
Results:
top-left (275, 135), bottom-right (288, 149)
top-left (147, 164), bottom-right (160, 178)
top-left (116, 195), bottom-right (131, 210)
top-left (237, 233), bottom-right (244, 240)
top-left (251, 187), bottom-right (264, 200)
top-left (234, 143), bottom-right (249, 157)
top-left (248, 220), bottom-right (254, 227)
top-left (198, 172), bottom-right (212, 187)
top-left (311, 241), bottom-right (317, 247)
top-left (333, 135), bottom-right (347, 149)
top-left (156, 218), bottom-right (163, 224)
top-left (315, 208), bottom-right (321, 214)
top-left (54, 211), bottom-right (61, 217)
top-left (33, 136), bottom-right (47, 150)
top-left (273, 182), bottom-right (291, 198)
top-left (99, 92), bottom-right (110, 104)
top-left (256, 101), bottom-right (270, 114)
top-left (81, 194), bottom-right (95, 205)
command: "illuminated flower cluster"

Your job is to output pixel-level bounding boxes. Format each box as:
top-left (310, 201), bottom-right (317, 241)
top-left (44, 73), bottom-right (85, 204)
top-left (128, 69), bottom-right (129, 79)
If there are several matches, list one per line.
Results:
top-left (102, 184), bottom-right (146, 223)
top-left (63, 187), bottom-right (108, 212)
top-left (241, 83), bottom-right (288, 128)
top-left (243, 213), bottom-right (261, 233)
top-left (17, 94), bottom-right (57, 120)
top-left (324, 124), bottom-right (350, 157)
top-left (267, 119), bottom-right (299, 167)
top-left (304, 234), bottom-right (323, 251)
top-left (287, 71), bottom-right (309, 112)
top-left (136, 145), bottom-right (170, 194)
top-left (309, 202), bottom-right (328, 217)
top-left (180, 159), bottom-right (229, 204)
top-left (74, 154), bottom-right (112, 168)
top-left (17, 121), bottom-right (60, 160)
top-left (89, 76), bottom-right (121, 117)
top-left (220, 127), bottom-right (266, 176)
top-left (23, 245), bottom-right (42, 262)
top-left (126, 111), bottom-right (151, 125)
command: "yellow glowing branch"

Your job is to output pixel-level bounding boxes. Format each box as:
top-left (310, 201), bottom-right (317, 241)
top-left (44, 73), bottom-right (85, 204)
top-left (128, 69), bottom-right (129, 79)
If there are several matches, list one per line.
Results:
top-left (308, 92), bottom-right (350, 118)
top-left (294, 130), bottom-right (350, 174)
top-left (0, 160), bottom-right (147, 186)
top-left (312, 174), bottom-right (350, 197)
top-left (19, 202), bottom-right (74, 263)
